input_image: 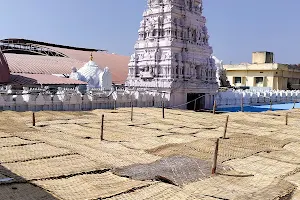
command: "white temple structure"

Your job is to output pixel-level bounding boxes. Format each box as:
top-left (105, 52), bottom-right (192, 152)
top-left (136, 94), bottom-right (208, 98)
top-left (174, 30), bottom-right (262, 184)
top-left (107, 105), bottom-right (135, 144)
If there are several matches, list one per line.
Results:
top-left (125, 0), bottom-right (218, 109)
top-left (70, 53), bottom-right (112, 91)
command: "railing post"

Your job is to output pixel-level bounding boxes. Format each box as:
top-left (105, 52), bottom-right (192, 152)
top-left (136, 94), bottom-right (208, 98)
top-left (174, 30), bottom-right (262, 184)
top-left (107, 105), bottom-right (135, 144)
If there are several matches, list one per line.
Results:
top-left (241, 96), bottom-right (244, 112)
top-left (211, 138), bottom-right (220, 175)
top-left (213, 100), bottom-right (217, 114)
top-left (162, 101), bottom-right (165, 119)
top-left (131, 100), bottom-right (133, 122)
top-left (100, 114), bottom-right (104, 141)
top-left (223, 115), bottom-right (229, 139)
top-left (32, 112), bottom-right (35, 127)
top-left (293, 100), bottom-right (296, 109)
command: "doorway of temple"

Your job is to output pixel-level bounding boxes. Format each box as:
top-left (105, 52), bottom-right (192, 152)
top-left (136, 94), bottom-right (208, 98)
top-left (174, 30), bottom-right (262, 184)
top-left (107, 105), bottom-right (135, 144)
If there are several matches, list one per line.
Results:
top-left (187, 93), bottom-right (205, 110)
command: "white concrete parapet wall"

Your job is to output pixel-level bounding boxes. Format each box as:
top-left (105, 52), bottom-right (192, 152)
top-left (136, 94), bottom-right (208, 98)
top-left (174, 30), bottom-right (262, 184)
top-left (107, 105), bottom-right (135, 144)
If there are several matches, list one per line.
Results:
top-left (215, 89), bottom-right (300, 108)
top-left (0, 86), bottom-right (169, 112)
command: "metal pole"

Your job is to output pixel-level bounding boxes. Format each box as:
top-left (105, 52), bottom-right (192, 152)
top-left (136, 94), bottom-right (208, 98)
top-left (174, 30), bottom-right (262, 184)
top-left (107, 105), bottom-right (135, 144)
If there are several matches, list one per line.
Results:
top-left (213, 100), bottom-right (217, 114)
top-left (241, 96), bottom-right (244, 112)
top-left (286, 113), bottom-right (288, 126)
top-left (223, 115), bottom-right (229, 139)
top-left (211, 138), bottom-right (219, 175)
top-left (100, 114), bottom-right (104, 141)
top-left (32, 112), bottom-right (35, 127)
top-left (293, 100), bottom-right (296, 109)
top-left (162, 101), bottom-right (165, 119)
top-left (131, 100), bottom-right (133, 122)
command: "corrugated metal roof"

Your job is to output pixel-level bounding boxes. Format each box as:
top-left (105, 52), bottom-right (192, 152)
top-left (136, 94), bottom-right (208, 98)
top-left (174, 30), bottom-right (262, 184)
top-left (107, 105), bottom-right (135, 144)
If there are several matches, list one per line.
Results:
top-left (0, 50), bottom-right (10, 82)
top-left (4, 49), bottom-right (130, 84)
top-left (10, 73), bottom-right (87, 85)
top-left (4, 53), bottom-right (85, 75)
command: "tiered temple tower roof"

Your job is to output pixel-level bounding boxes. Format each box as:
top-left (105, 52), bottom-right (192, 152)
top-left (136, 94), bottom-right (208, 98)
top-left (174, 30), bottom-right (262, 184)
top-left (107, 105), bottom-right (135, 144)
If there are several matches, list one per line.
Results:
top-left (126, 0), bottom-right (218, 109)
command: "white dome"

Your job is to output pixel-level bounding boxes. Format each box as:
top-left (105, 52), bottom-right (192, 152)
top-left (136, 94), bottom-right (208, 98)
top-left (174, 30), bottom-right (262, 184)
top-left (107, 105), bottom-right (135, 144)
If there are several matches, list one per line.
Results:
top-left (76, 54), bottom-right (103, 89)
top-left (77, 60), bottom-right (103, 80)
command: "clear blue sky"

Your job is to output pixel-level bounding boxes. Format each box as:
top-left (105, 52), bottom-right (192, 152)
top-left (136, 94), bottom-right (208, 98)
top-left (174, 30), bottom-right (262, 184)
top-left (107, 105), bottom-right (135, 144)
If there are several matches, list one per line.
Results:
top-left (1, 0), bottom-right (299, 64)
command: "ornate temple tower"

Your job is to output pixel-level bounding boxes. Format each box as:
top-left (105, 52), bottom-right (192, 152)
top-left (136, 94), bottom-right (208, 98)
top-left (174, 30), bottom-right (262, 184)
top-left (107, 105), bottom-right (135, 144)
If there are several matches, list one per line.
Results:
top-left (126, 0), bottom-right (218, 109)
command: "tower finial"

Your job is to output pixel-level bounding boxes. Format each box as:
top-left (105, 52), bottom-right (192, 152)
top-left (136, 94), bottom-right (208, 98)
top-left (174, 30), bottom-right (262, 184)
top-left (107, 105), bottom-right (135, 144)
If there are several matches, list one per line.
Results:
top-left (90, 53), bottom-right (93, 61)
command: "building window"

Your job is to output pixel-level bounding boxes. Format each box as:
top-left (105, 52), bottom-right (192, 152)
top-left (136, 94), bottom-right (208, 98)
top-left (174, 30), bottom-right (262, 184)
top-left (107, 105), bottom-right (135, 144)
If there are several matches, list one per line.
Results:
top-left (255, 77), bottom-right (264, 86)
top-left (234, 77), bottom-right (242, 84)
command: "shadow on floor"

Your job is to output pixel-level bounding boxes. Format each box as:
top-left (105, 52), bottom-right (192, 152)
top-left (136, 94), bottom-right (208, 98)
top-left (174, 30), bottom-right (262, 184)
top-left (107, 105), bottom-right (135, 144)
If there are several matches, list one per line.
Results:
top-left (0, 165), bottom-right (57, 200)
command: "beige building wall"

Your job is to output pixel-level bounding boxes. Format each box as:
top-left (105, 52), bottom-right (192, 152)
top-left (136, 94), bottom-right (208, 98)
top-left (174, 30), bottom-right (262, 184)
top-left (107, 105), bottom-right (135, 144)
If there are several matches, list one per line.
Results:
top-left (227, 70), bottom-right (275, 88)
top-left (252, 52), bottom-right (274, 64)
top-left (224, 63), bottom-right (300, 90)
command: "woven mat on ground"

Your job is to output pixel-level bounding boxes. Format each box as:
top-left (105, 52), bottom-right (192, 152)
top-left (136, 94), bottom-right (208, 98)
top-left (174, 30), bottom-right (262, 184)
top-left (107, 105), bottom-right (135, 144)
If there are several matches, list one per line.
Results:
top-left (0, 115), bottom-right (35, 133)
top-left (183, 175), bottom-right (294, 200)
top-left (0, 136), bottom-right (37, 148)
top-left (224, 155), bottom-right (299, 177)
top-left (291, 190), bottom-right (300, 200)
top-left (113, 155), bottom-right (231, 186)
top-left (3, 154), bottom-right (102, 180)
top-left (0, 132), bottom-right (12, 138)
top-left (33, 172), bottom-right (153, 200)
top-left (284, 142), bottom-right (300, 153)
top-left (13, 130), bottom-right (159, 169)
top-left (0, 183), bottom-right (57, 200)
top-left (106, 182), bottom-right (201, 200)
top-left (233, 179), bottom-right (296, 200)
top-left (148, 133), bottom-right (287, 163)
top-left (285, 172), bottom-right (300, 187)
top-left (258, 150), bottom-right (300, 164)
top-left (0, 143), bottom-right (70, 163)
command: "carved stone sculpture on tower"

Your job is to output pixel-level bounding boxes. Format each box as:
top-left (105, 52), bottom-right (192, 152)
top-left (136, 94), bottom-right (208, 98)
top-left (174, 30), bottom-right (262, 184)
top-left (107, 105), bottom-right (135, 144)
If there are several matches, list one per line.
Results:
top-left (126, 0), bottom-right (218, 109)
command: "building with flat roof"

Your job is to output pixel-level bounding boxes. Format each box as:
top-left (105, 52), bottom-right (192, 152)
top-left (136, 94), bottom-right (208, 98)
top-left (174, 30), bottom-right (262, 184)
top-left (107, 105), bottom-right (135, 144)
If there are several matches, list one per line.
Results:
top-left (224, 51), bottom-right (300, 90)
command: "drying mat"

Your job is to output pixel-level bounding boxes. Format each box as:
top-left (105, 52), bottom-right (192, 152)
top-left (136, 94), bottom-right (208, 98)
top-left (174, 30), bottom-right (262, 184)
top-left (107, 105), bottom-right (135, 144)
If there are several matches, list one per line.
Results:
top-left (285, 171), bottom-right (300, 187)
top-left (113, 155), bottom-right (231, 186)
top-left (0, 136), bottom-right (37, 148)
top-left (3, 154), bottom-right (103, 180)
top-left (183, 175), bottom-right (294, 200)
top-left (0, 132), bottom-right (12, 138)
top-left (12, 130), bottom-right (159, 169)
top-left (224, 155), bottom-right (299, 177)
top-left (284, 142), bottom-right (300, 153)
top-left (148, 133), bottom-right (286, 163)
top-left (291, 190), bottom-right (300, 199)
top-left (0, 143), bottom-right (70, 163)
top-left (107, 182), bottom-right (202, 200)
top-left (33, 172), bottom-right (153, 200)
top-left (0, 183), bottom-right (58, 200)
top-left (233, 179), bottom-right (296, 200)
top-left (258, 150), bottom-right (300, 164)
top-left (29, 111), bottom-right (95, 122)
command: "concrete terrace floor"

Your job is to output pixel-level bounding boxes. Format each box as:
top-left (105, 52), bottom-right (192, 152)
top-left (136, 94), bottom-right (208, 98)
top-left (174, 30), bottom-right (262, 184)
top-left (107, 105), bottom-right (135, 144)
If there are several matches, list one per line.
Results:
top-left (0, 108), bottom-right (300, 199)
top-left (217, 102), bottom-right (300, 112)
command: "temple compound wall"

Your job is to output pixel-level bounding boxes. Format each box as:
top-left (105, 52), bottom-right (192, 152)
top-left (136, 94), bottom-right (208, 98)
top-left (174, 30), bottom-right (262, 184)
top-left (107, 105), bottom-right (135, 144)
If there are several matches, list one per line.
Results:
top-left (0, 86), bottom-right (168, 112)
top-left (215, 89), bottom-right (300, 108)
top-left (1, 85), bottom-right (299, 112)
